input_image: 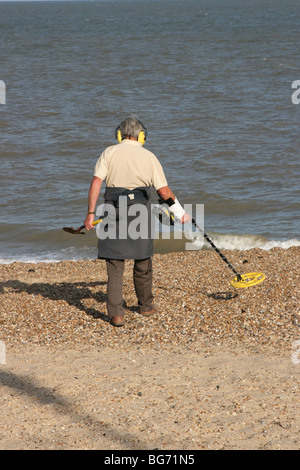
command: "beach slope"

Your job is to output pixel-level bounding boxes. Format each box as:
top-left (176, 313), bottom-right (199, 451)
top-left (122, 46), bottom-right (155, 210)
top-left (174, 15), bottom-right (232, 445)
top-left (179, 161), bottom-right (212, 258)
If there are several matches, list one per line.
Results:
top-left (0, 247), bottom-right (299, 450)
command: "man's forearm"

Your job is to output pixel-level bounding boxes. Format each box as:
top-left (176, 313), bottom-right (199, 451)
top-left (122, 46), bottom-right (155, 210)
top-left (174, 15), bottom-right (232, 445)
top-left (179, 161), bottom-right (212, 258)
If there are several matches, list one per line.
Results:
top-left (88, 176), bottom-right (103, 212)
top-left (157, 186), bottom-right (175, 202)
top-left (84, 177), bottom-right (103, 230)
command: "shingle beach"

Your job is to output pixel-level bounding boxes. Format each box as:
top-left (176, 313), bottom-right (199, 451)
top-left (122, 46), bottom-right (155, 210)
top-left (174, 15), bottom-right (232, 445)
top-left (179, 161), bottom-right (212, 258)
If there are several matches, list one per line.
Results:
top-left (0, 247), bottom-right (299, 450)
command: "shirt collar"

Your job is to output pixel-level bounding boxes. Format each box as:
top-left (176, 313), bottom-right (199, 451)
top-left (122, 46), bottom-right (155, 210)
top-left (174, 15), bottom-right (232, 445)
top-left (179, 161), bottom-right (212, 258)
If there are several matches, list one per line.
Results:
top-left (120, 139), bottom-right (142, 146)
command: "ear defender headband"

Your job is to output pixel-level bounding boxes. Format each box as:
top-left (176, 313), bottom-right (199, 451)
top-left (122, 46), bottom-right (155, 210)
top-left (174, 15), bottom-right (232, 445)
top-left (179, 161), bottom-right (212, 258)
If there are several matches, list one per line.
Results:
top-left (115, 121), bottom-right (148, 146)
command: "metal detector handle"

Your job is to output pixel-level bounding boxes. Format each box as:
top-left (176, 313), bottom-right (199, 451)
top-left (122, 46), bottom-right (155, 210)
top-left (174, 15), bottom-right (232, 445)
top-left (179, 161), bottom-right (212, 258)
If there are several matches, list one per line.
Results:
top-left (63, 217), bottom-right (103, 235)
top-left (192, 218), bottom-right (242, 281)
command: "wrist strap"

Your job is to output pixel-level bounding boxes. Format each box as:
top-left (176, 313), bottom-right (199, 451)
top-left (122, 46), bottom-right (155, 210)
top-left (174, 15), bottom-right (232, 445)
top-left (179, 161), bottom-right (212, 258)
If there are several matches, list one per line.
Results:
top-left (169, 198), bottom-right (185, 219)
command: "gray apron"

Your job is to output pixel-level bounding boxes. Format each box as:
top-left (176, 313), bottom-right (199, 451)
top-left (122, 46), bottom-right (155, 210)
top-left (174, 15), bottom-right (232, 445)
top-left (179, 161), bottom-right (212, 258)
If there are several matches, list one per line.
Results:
top-left (97, 186), bottom-right (153, 260)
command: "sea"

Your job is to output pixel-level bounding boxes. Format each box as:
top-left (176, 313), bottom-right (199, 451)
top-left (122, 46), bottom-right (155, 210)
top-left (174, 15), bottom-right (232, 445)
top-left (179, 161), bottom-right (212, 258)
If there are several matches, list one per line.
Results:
top-left (0, 0), bottom-right (299, 264)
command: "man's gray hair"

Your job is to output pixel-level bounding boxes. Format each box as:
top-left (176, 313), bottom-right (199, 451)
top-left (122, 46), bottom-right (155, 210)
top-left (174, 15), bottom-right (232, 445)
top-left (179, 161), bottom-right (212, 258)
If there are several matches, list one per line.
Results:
top-left (119, 116), bottom-right (145, 139)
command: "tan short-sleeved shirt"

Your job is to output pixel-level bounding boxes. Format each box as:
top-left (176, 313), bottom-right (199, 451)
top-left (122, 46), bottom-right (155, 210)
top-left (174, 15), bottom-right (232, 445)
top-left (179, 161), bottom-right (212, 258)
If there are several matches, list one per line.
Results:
top-left (94, 140), bottom-right (168, 190)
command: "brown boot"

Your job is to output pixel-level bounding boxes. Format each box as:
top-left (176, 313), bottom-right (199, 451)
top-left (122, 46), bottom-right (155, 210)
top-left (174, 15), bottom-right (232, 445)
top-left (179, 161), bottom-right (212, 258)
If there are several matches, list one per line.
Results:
top-left (139, 308), bottom-right (156, 317)
top-left (110, 315), bottom-right (125, 327)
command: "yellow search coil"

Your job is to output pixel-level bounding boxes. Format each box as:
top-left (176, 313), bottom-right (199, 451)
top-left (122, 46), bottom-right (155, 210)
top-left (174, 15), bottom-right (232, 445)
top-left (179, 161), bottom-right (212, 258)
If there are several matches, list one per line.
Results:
top-left (230, 272), bottom-right (265, 288)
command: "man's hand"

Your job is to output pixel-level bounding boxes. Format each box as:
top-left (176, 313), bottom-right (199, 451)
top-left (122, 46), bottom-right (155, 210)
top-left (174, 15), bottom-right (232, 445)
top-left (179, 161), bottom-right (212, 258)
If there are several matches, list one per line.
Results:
top-left (181, 212), bottom-right (191, 224)
top-left (84, 214), bottom-right (95, 231)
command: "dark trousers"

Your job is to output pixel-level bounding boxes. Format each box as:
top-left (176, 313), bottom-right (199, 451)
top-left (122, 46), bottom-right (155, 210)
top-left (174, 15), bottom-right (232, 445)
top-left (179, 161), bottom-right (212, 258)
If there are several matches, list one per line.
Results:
top-left (106, 257), bottom-right (154, 319)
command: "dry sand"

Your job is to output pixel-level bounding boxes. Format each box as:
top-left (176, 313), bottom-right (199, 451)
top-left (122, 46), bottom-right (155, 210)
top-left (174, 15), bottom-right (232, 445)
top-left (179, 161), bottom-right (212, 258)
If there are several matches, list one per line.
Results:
top-left (0, 247), bottom-right (299, 450)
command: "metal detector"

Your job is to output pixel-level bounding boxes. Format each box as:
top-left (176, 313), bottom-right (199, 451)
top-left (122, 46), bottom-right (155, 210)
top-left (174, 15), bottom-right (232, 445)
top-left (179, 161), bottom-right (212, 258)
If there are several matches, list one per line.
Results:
top-left (192, 218), bottom-right (265, 288)
top-left (63, 207), bottom-right (265, 288)
top-left (153, 204), bottom-right (265, 288)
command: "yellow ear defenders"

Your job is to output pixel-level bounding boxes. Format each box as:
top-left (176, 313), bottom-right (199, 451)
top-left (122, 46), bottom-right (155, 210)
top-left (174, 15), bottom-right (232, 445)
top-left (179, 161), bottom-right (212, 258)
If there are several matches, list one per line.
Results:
top-left (137, 129), bottom-right (147, 146)
top-left (116, 128), bottom-right (123, 143)
top-left (115, 124), bottom-right (148, 146)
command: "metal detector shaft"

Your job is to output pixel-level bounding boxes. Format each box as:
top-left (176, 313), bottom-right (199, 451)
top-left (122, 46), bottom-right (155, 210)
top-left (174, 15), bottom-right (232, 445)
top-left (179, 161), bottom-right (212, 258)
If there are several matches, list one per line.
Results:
top-left (192, 218), bottom-right (242, 281)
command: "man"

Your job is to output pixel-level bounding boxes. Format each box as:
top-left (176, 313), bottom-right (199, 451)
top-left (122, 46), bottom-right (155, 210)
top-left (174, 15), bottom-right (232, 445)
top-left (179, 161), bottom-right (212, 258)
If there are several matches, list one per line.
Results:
top-left (84, 116), bottom-right (190, 327)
